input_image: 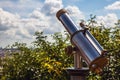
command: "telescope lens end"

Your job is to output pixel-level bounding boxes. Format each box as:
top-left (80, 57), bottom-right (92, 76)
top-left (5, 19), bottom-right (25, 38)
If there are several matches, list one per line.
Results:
top-left (56, 9), bottom-right (67, 20)
top-left (90, 56), bottom-right (108, 74)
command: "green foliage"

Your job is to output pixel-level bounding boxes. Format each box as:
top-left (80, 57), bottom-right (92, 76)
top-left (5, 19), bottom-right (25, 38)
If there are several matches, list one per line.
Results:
top-left (88, 27), bottom-right (120, 80)
top-left (2, 32), bottom-right (73, 80)
top-left (1, 16), bottom-right (120, 80)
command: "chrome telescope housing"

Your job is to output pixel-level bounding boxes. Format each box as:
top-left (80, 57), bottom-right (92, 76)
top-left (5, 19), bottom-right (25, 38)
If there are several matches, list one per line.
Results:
top-left (56, 9), bottom-right (108, 74)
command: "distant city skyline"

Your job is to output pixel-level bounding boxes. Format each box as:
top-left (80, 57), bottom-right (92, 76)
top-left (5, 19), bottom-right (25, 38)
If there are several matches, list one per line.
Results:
top-left (0, 0), bottom-right (120, 47)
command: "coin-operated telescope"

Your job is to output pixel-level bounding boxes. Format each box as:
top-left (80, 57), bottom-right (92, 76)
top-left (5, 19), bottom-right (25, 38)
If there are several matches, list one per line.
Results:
top-left (56, 9), bottom-right (108, 74)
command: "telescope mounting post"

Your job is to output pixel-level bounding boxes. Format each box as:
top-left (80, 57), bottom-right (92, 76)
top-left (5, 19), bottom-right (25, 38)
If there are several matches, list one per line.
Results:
top-left (65, 46), bottom-right (89, 80)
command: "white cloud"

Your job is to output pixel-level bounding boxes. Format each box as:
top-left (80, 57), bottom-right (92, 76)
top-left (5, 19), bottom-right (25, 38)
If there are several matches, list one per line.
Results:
top-left (105, 1), bottom-right (120, 10)
top-left (0, 8), bottom-right (49, 39)
top-left (0, 0), bottom-right (43, 17)
top-left (0, 8), bottom-right (20, 31)
top-left (96, 13), bottom-right (118, 28)
top-left (0, 0), bottom-right (86, 47)
top-left (66, 6), bottom-right (85, 19)
top-left (41, 0), bottom-right (63, 15)
top-left (30, 9), bottom-right (47, 20)
top-left (65, 6), bottom-right (85, 26)
top-left (0, 8), bottom-right (49, 47)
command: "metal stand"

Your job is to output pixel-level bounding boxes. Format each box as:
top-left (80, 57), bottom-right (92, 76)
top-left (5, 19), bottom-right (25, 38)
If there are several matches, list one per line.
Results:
top-left (65, 46), bottom-right (89, 80)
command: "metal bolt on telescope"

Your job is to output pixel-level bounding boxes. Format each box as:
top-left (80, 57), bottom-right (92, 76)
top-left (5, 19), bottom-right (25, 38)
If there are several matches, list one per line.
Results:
top-left (56, 9), bottom-right (108, 74)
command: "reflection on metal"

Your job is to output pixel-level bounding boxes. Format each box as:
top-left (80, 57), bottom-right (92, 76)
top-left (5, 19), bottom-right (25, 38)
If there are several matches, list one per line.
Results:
top-left (79, 23), bottom-right (103, 54)
top-left (56, 9), bottom-right (108, 74)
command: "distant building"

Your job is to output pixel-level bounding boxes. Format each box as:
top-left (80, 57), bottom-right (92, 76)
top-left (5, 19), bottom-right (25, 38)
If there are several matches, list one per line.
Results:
top-left (0, 48), bottom-right (20, 57)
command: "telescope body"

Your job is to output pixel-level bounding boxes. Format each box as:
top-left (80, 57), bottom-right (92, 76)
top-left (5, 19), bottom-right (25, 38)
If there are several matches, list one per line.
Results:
top-left (56, 9), bottom-right (108, 74)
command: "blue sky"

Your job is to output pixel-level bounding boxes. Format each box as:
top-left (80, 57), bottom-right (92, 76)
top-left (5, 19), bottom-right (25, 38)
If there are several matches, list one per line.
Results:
top-left (0, 0), bottom-right (120, 47)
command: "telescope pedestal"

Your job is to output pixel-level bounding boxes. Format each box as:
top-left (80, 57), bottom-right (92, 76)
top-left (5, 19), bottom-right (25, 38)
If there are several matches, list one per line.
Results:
top-left (67, 68), bottom-right (89, 80)
top-left (65, 46), bottom-right (89, 80)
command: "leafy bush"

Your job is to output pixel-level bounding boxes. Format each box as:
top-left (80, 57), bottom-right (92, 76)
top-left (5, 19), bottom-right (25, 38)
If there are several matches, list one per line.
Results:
top-left (2, 32), bottom-right (73, 80)
top-left (1, 18), bottom-right (120, 80)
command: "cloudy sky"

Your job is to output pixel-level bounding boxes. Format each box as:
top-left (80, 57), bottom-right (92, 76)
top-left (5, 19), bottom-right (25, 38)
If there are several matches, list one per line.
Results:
top-left (0, 0), bottom-right (120, 47)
